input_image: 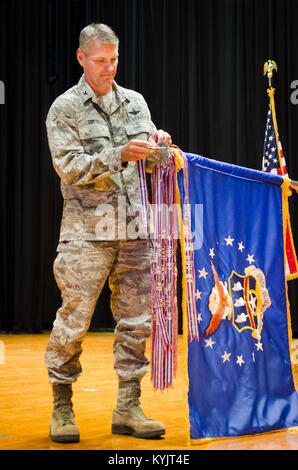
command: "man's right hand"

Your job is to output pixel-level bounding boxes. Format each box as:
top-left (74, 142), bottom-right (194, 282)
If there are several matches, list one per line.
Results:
top-left (121, 139), bottom-right (159, 162)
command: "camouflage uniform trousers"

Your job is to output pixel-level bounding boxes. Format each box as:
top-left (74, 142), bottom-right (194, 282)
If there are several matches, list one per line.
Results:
top-left (45, 239), bottom-right (152, 384)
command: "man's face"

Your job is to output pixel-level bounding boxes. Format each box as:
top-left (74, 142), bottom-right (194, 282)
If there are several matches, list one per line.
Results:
top-left (77, 40), bottom-right (119, 95)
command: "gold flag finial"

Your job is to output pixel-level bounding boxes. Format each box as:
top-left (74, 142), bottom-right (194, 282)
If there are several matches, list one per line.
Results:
top-left (264, 60), bottom-right (277, 88)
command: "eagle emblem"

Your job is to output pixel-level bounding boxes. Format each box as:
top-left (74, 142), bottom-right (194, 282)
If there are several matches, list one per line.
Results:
top-left (204, 262), bottom-right (271, 341)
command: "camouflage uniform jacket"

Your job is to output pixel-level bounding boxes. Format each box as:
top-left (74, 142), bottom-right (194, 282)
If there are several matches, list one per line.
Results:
top-left (46, 74), bottom-right (157, 241)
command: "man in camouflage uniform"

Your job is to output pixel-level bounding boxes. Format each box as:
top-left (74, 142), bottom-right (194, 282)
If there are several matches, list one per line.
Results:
top-left (45, 23), bottom-right (171, 442)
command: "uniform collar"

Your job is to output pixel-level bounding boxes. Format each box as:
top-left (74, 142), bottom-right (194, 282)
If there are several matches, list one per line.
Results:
top-left (78, 74), bottom-right (130, 113)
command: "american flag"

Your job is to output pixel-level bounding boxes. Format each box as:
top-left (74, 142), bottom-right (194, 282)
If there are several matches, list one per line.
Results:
top-left (262, 105), bottom-right (289, 177)
top-left (262, 95), bottom-right (298, 279)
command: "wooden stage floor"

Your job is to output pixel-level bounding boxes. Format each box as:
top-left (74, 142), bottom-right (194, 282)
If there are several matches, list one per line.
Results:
top-left (1, 331), bottom-right (298, 451)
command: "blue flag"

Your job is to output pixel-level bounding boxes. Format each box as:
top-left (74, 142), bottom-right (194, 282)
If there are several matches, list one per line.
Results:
top-left (178, 153), bottom-right (298, 442)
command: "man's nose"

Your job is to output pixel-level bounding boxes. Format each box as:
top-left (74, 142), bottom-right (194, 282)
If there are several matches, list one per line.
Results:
top-left (105, 62), bottom-right (114, 71)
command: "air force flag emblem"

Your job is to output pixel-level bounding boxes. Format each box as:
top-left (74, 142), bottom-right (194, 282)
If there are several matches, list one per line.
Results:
top-left (204, 262), bottom-right (271, 341)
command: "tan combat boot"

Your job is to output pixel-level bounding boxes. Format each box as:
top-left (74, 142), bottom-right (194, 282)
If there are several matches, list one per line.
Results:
top-left (111, 380), bottom-right (165, 439)
top-left (50, 383), bottom-right (80, 443)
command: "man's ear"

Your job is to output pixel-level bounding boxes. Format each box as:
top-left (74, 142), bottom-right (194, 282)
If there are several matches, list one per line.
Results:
top-left (76, 48), bottom-right (85, 67)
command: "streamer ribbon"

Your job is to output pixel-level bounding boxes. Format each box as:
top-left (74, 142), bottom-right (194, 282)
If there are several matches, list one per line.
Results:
top-left (136, 147), bottom-right (199, 390)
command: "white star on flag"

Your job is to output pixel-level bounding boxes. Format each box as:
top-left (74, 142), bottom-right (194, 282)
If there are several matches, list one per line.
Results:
top-left (246, 254), bottom-right (255, 264)
top-left (195, 289), bottom-right (202, 300)
top-left (238, 241), bottom-right (245, 252)
top-left (248, 295), bottom-right (257, 311)
top-left (236, 355), bottom-right (245, 367)
top-left (255, 341), bottom-right (263, 351)
top-left (205, 338), bottom-right (215, 349)
top-left (221, 351), bottom-right (231, 363)
top-left (198, 267), bottom-right (208, 279)
top-left (225, 235), bottom-right (235, 246)
top-left (209, 248), bottom-right (215, 259)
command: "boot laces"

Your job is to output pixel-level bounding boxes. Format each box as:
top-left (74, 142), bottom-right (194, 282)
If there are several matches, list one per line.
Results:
top-left (131, 405), bottom-right (148, 420)
top-left (55, 403), bottom-right (75, 425)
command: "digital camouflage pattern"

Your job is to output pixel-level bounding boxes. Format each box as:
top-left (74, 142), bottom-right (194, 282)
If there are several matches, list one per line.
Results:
top-left (46, 74), bottom-right (157, 241)
top-left (45, 75), bottom-right (157, 384)
top-left (45, 239), bottom-right (152, 383)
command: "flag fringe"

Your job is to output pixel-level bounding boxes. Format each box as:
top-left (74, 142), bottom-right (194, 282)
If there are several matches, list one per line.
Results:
top-left (190, 425), bottom-right (298, 447)
top-left (281, 181), bottom-right (298, 396)
top-left (281, 179), bottom-right (298, 281)
top-left (173, 151), bottom-right (192, 444)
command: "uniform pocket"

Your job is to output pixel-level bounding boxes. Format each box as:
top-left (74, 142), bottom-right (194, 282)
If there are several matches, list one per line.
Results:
top-left (78, 123), bottom-right (111, 153)
top-left (125, 121), bottom-right (153, 139)
top-left (78, 122), bottom-right (110, 141)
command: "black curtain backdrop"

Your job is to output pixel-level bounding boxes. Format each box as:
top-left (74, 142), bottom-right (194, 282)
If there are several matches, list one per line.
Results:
top-left (1, 0), bottom-right (298, 335)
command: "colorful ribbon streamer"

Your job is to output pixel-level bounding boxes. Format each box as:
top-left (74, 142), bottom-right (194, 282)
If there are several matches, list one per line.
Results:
top-left (136, 148), bottom-right (199, 390)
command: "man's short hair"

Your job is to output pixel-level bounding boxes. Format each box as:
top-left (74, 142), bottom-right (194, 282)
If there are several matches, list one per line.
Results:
top-left (79, 23), bottom-right (119, 51)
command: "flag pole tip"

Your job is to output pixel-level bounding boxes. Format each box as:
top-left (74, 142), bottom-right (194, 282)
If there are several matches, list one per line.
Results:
top-left (264, 60), bottom-right (277, 88)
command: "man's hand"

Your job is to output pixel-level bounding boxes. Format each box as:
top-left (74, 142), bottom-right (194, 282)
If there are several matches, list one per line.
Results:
top-left (148, 129), bottom-right (172, 146)
top-left (121, 139), bottom-right (159, 162)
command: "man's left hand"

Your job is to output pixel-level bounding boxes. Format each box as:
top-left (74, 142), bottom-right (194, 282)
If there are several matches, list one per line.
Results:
top-left (148, 130), bottom-right (172, 146)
